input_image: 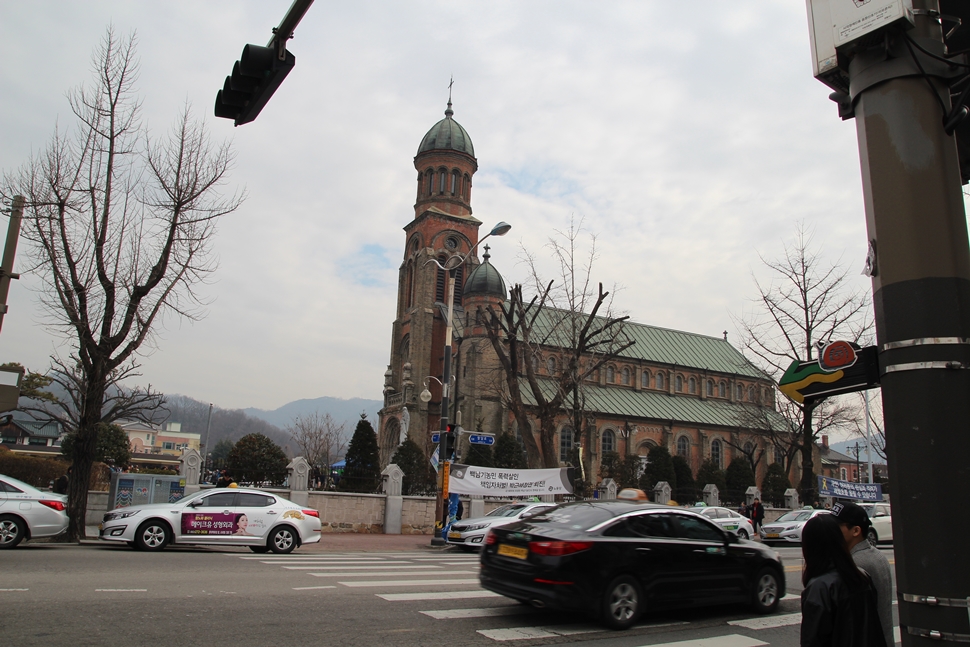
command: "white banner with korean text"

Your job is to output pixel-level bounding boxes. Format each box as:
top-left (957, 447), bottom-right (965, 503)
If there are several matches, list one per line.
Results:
top-left (447, 464), bottom-right (573, 496)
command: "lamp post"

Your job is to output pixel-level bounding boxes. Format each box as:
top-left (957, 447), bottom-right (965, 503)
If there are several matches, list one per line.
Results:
top-left (427, 221), bottom-right (511, 545)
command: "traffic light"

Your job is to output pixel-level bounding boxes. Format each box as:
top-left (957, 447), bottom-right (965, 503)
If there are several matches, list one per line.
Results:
top-left (442, 424), bottom-right (457, 460)
top-left (214, 44), bottom-right (295, 126)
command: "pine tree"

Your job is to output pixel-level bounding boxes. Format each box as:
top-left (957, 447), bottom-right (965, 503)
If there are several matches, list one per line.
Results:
top-left (639, 445), bottom-right (676, 493)
top-left (725, 458), bottom-right (757, 505)
top-left (338, 414), bottom-right (382, 493)
top-left (671, 454), bottom-right (696, 504)
top-left (760, 462), bottom-right (792, 507)
top-left (493, 431), bottom-right (526, 469)
top-left (226, 433), bottom-right (288, 486)
top-left (463, 442), bottom-right (494, 467)
top-left (696, 458), bottom-right (727, 497)
top-left (390, 439), bottom-right (435, 496)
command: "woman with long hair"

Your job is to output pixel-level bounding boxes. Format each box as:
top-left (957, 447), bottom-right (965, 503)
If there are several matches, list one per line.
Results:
top-left (800, 513), bottom-right (884, 647)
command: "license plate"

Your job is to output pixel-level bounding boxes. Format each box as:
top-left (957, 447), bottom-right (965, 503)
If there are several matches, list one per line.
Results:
top-left (765, 533), bottom-right (780, 538)
top-left (448, 531), bottom-right (461, 539)
top-left (497, 544), bottom-right (528, 560)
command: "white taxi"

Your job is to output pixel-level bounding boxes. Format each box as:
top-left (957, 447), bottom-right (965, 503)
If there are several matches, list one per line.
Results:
top-left (688, 505), bottom-right (757, 539)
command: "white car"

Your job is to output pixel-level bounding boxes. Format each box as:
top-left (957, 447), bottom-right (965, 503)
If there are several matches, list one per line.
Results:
top-left (99, 487), bottom-right (322, 554)
top-left (760, 508), bottom-right (830, 545)
top-left (446, 502), bottom-right (555, 551)
top-left (0, 473), bottom-right (69, 548)
top-left (688, 506), bottom-right (757, 539)
top-left (859, 502), bottom-right (892, 545)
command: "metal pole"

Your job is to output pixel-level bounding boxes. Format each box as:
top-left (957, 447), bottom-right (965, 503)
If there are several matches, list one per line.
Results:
top-left (201, 403), bottom-right (213, 483)
top-left (846, 2), bottom-right (970, 641)
top-left (0, 195), bottom-right (24, 333)
top-left (863, 391), bottom-right (873, 484)
top-left (431, 267), bottom-right (456, 546)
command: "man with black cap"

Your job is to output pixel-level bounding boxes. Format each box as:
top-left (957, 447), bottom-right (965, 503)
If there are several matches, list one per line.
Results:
top-left (832, 501), bottom-right (894, 647)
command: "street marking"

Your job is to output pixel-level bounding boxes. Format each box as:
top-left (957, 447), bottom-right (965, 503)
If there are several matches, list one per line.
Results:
top-left (95, 589), bottom-right (148, 592)
top-left (283, 564), bottom-right (438, 570)
top-left (293, 586), bottom-right (337, 590)
top-left (341, 578), bottom-right (480, 587)
top-left (729, 613), bottom-right (802, 629)
top-left (422, 606), bottom-right (533, 619)
top-left (477, 625), bottom-right (601, 641)
top-left (629, 636), bottom-right (768, 647)
top-left (317, 570), bottom-right (475, 578)
top-left (379, 590), bottom-right (501, 601)
top-left (782, 593), bottom-right (799, 600)
top-left (0, 589), bottom-right (29, 591)
top-left (440, 561), bottom-right (482, 565)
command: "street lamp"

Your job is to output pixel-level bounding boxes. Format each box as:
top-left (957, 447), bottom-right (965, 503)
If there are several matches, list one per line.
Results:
top-left (428, 221), bottom-right (511, 545)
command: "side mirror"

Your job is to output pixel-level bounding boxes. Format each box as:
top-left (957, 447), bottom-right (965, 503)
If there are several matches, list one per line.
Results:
top-left (726, 531), bottom-right (740, 544)
top-left (188, 499), bottom-right (203, 508)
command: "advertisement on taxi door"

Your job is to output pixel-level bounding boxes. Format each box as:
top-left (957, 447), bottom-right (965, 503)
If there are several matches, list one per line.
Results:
top-left (181, 512), bottom-right (253, 536)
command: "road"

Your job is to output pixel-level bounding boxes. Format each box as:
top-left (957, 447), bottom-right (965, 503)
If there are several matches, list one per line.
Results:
top-left (0, 542), bottom-right (898, 647)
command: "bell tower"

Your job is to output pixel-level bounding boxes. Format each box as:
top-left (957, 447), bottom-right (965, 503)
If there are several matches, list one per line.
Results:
top-left (378, 101), bottom-right (483, 466)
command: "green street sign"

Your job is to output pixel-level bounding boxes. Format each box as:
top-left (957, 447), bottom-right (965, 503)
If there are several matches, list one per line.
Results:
top-left (778, 341), bottom-right (879, 404)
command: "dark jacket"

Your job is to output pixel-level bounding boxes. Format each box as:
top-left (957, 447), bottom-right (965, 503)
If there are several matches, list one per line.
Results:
top-left (750, 502), bottom-right (765, 523)
top-left (801, 569), bottom-right (885, 647)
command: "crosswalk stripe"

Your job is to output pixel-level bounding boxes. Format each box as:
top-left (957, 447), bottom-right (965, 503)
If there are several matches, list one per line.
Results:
top-left (264, 560), bottom-right (412, 565)
top-left (378, 590), bottom-right (502, 601)
top-left (341, 578), bottom-right (480, 587)
top-left (292, 586), bottom-right (337, 590)
top-left (283, 565), bottom-right (443, 570)
top-left (729, 613), bottom-right (802, 630)
top-left (630, 635), bottom-right (768, 647)
top-left (477, 625), bottom-right (601, 641)
top-left (421, 606), bottom-right (533, 619)
top-left (310, 570), bottom-right (474, 577)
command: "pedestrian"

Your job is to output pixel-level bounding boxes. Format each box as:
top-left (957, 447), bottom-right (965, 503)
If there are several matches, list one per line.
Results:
top-left (749, 497), bottom-right (765, 535)
top-left (739, 502), bottom-right (749, 518)
top-left (832, 502), bottom-right (894, 647)
top-left (216, 469), bottom-right (233, 488)
top-left (800, 513), bottom-right (884, 647)
top-left (53, 466), bottom-right (71, 495)
top-left (456, 499), bottom-right (464, 521)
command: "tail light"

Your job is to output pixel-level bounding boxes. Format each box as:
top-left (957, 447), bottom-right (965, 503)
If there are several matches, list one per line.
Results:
top-left (528, 540), bottom-right (593, 557)
top-left (485, 531), bottom-right (498, 545)
top-left (39, 500), bottom-right (66, 512)
top-left (302, 509), bottom-right (319, 518)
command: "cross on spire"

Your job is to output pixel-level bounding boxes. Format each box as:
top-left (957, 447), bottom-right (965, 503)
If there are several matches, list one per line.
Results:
top-left (445, 76), bottom-right (454, 117)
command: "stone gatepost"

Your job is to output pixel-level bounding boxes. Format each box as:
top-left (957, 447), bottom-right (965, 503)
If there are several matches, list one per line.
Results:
top-left (179, 448), bottom-right (202, 495)
top-left (702, 484), bottom-right (720, 507)
top-left (470, 495), bottom-right (485, 519)
top-left (599, 478), bottom-right (618, 500)
top-left (784, 488), bottom-right (800, 509)
top-left (653, 481), bottom-right (672, 505)
top-left (382, 463), bottom-right (404, 534)
top-left (287, 457), bottom-right (310, 507)
top-left (745, 486), bottom-right (761, 506)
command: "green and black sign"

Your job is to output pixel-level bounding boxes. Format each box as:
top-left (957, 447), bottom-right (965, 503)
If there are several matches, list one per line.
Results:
top-left (778, 341), bottom-right (879, 404)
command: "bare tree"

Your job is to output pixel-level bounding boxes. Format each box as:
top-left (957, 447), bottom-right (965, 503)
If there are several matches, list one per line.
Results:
top-left (734, 224), bottom-right (871, 503)
top-left (286, 412), bottom-right (346, 489)
top-left (1, 29), bottom-right (243, 540)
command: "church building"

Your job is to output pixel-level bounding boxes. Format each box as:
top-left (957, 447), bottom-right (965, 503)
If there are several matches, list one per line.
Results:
top-left (378, 103), bottom-right (788, 490)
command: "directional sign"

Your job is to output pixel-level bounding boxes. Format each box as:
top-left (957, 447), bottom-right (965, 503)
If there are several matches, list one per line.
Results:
top-left (779, 343), bottom-right (879, 404)
top-left (431, 433), bottom-right (440, 443)
top-left (468, 434), bottom-right (495, 446)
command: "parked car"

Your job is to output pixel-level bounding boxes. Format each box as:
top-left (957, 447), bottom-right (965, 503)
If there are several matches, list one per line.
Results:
top-left (98, 487), bottom-right (322, 553)
top-left (479, 501), bottom-right (785, 630)
top-left (447, 502), bottom-right (555, 551)
top-left (759, 507), bottom-right (830, 545)
top-left (0, 473), bottom-right (69, 548)
top-left (688, 505), bottom-right (757, 540)
top-left (859, 502), bottom-right (892, 545)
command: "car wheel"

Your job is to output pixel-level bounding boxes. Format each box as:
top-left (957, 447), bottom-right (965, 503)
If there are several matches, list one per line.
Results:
top-left (134, 521), bottom-right (170, 551)
top-left (752, 567), bottom-right (781, 614)
top-left (269, 526), bottom-right (297, 554)
top-left (0, 515), bottom-right (26, 549)
top-left (601, 575), bottom-right (642, 630)
top-left (867, 528), bottom-right (878, 547)
top-left (249, 545), bottom-right (270, 553)
top-left (738, 529), bottom-right (749, 540)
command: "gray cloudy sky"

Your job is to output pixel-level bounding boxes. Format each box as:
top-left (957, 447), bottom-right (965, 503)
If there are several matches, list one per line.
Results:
top-left (1, 1), bottom-right (890, 411)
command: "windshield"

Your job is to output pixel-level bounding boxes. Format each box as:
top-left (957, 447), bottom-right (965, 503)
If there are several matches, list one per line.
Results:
top-left (775, 510), bottom-right (815, 523)
top-left (486, 504), bottom-right (529, 518)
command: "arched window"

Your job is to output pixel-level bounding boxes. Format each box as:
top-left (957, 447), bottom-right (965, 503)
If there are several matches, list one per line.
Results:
top-left (606, 366), bottom-right (615, 383)
top-left (711, 439), bottom-right (723, 468)
top-left (706, 380), bottom-right (714, 397)
top-left (718, 382), bottom-right (726, 398)
top-left (546, 357), bottom-right (557, 374)
top-left (656, 372), bottom-right (665, 390)
top-left (748, 385), bottom-right (755, 402)
top-left (438, 169), bottom-right (446, 194)
top-left (689, 377), bottom-right (697, 394)
top-left (774, 445), bottom-right (784, 464)
top-left (452, 264), bottom-right (464, 306)
top-left (404, 261), bottom-right (414, 309)
top-left (676, 375), bottom-right (683, 392)
top-left (621, 367), bottom-right (631, 385)
top-left (463, 174), bottom-right (471, 200)
top-left (450, 170), bottom-right (459, 195)
top-left (641, 370), bottom-right (650, 388)
top-left (677, 435), bottom-right (690, 458)
top-left (736, 384), bottom-right (743, 400)
top-left (400, 334), bottom-right (410, 362)
top-left (426, 170), bottom-right (434, 196)
top-left (559, 427), bottom-right (573, 463)
top-left (530, 355), bottom-right (539, 373)
top-left (743, 441), bottom-right (754, 456)
top-left (434, 255), bottom-right (447, 302)
top-left (601, 429), bottom-right (615, 454)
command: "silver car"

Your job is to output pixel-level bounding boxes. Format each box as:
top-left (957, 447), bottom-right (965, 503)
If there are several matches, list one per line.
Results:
top-left (446, 502), bottom-right (555, 551)
top-left (760, 508), bottom-right (830, 545)
top-left (688, 505), bottom-right (757, 539)
top-left (0, 473), bottom-right (69, 548)
top-left (99, 487), bottom-right (322, 554)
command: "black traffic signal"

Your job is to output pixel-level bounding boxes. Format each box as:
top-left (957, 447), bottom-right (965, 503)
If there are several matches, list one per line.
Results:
top-left (214, 44), bottom-right (295, 126)
top-left (442, 424), bottom-right (457, 460)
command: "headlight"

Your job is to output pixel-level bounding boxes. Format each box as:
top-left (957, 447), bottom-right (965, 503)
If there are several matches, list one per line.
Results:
top-left (785, 525), bottom-right (798, 531)
top-left (464, 523), bottom-right (489, 532)
top-left (104, 510), bottom-right (140, 521)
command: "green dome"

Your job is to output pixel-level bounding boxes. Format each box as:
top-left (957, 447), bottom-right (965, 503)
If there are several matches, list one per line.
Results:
top-left (417, 102), bottom-right (475, 157)
top-left (463, 248), bottom-right (505, 299)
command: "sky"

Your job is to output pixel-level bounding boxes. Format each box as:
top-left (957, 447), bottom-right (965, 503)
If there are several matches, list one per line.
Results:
top-left (0, 1), bottom-right (915, 414)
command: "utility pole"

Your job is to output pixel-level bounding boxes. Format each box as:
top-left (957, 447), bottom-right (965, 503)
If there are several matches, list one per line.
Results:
top-left (0, 195), bottom-right (24, 333)
top-left (807, 1), bottom-right (970, 643)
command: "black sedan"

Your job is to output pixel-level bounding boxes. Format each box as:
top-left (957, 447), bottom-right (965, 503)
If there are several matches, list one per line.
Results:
top-left (479, 501), bottom-right (785, 630)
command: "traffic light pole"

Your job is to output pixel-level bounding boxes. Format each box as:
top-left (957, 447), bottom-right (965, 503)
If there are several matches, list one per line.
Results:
top-left (431, 267), bottom-right (457, 547)
top-left (844, 2), bottom-right (970, 643)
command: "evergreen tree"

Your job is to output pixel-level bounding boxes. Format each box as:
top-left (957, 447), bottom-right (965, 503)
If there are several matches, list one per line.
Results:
top-left (463, 442), bottom-right (494, 467)
top-left (493, 431), bottom-right (526, 469)
top-left (226, 433), bottom-right (288, 485)
top-left (209, 438), bottom-right (234, 470)
top-left (338, 414), bottom-right (382, 493)
top-left (725, 457), bottom-right (757, 505)
top-left (696, 458), bottom-right (727, 498)
top-left (599, 451), bottom-right (641, 489)
top-left (639, 445), bottom-right (676, 493)
top-left (390, 439), bottom-right (435, 496)
top-left (760, 462), bottom-right (792, 507)
top-left (671, 454), bottom-right (696, 504)
top-left (61, 423), bottom-right (131, 468)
